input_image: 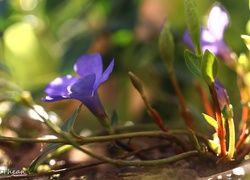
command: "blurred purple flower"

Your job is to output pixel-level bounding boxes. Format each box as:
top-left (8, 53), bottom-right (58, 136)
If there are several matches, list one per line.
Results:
top-left (214, 79), bottom-right (230, 111)
top-left (42, 53), bottom-right (114, 119)
top-left (183, 5), bottom-right (234, 65)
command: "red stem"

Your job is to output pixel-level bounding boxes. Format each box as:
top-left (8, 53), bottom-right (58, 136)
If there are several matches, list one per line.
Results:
top-left (168, 68), bottom-right (194, 130)
top-left (209, 85), bottom-right (227, 157)
top-left (195, 82), bottom-right (215, 119)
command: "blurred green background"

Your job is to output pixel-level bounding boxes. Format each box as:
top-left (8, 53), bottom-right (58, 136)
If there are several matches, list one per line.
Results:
top-left (0, 0), bottom-right (249, 135)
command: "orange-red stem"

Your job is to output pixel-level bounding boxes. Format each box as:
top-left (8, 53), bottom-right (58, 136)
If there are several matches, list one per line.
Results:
top-left (168, 68), bottom-right (194, 130)
top-left (209, 85), bottom-right (227, 157)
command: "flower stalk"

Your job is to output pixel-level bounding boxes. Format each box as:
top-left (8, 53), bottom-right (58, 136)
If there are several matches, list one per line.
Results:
top-left (159, 20), bottom-right (194, 130)
top-left (128, 71), bottom-right (168, 132)
top-left (168, 67), bottom-right (194, 130)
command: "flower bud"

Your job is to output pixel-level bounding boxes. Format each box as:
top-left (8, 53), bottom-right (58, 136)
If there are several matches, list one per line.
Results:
top-left (158, 20), bottom-right (174, 67)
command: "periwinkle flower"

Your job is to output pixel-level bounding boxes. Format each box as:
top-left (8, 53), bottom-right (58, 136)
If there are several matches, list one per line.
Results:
top-left (42, 53), bottom-right (114, 121)
top-left (214, 79), bottom-right (230, 111)
top-left (183, 5), bottom-right (235, 66)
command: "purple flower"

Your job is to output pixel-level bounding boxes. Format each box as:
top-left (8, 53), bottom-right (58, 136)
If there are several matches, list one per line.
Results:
top-left (214, 79), bottom-right (230, 111)
top-left (42, 53), bottom-right (114, 120)
top-left (183, 5), bottom-right (234, 65)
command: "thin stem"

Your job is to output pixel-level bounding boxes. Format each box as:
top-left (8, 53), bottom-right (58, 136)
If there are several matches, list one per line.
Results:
top-left (195, 82), bottom-right (215, 119)
top-left (30, 116), bottom-right (200, 167)
top-left (237, 73), bottom-right (250, 126)
top-left (236, 73), bottom-right (250, 151)
top-left (128, 72), bottom-right (167, 132)
top-left (168, 67), bottom-right (194, 130)
top-left (235, 124), bottom-right (250, 151)
top-left (69, 141), bottom-right (200, 167)
top-left (0, 136), bottom-right (64, 143)
top-left (0, 131), bottom-right (193, 151)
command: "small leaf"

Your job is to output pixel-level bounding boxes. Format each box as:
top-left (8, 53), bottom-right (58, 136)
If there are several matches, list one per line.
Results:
top-left (29, 104), bottom-right (82, 172)
top-left (184, 0), bottom-right (202, 55)
top-left (184, 49), bottom-right (202, 78)
top-left (61, 104), bottom-right (82, 132)
top-left (202, 113), bottom-right (218, 130)
top-left (201, 50), bottom-right (218, 85)
top-left (208, 139), bottom-right (220, 155)
top-left (241, 35), bottom-right (250, 51)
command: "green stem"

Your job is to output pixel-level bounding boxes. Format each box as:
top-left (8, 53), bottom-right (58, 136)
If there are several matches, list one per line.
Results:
top-left (0, 136), bottom-right (64, 143)
top-left (0, 131), bottom-right (191, 151)
top-left (0, 129), bottom-right (209, 149)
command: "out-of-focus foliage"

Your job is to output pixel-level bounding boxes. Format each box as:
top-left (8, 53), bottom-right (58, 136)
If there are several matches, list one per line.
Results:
top-left (0, 0), bottom-right (249, 132)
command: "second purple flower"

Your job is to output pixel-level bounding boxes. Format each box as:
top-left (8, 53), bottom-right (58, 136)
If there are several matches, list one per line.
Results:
top-left (183, 5), bottom-right (234, 65)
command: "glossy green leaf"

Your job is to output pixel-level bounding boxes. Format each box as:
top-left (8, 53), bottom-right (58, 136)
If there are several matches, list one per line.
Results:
top-left (201, 50), bottom-right (218, 85)
top-left (202, 113), bottom-right (218, 130)
top-left (184, 49), bottom-right (202, 78)
top-left (184, 0), bottom-right (202, 55)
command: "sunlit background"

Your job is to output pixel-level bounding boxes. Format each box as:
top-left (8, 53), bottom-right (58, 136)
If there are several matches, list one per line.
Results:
top-left (0, 0), bottom-right (249, 135)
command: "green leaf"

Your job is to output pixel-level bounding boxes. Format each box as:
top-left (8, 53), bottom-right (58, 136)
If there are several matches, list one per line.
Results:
top-left (208, 139), bottom-right (220, 155)
top-left (61, 104), bottom-right (82, 132)
top-left (202, 113), bottom-right (218, 130)
top-left (184, 0), bottom-right (202, 55)
top-left (201, 50), bottom-right (218, 85)
top-left (241, 35), bottom-right (250, 51)
top-left (29, 143), bottom-right (63, 173)
top-left (29, 104), bottom-right (82, 173)
top-left (184, 49), bottom-right (202, 78)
